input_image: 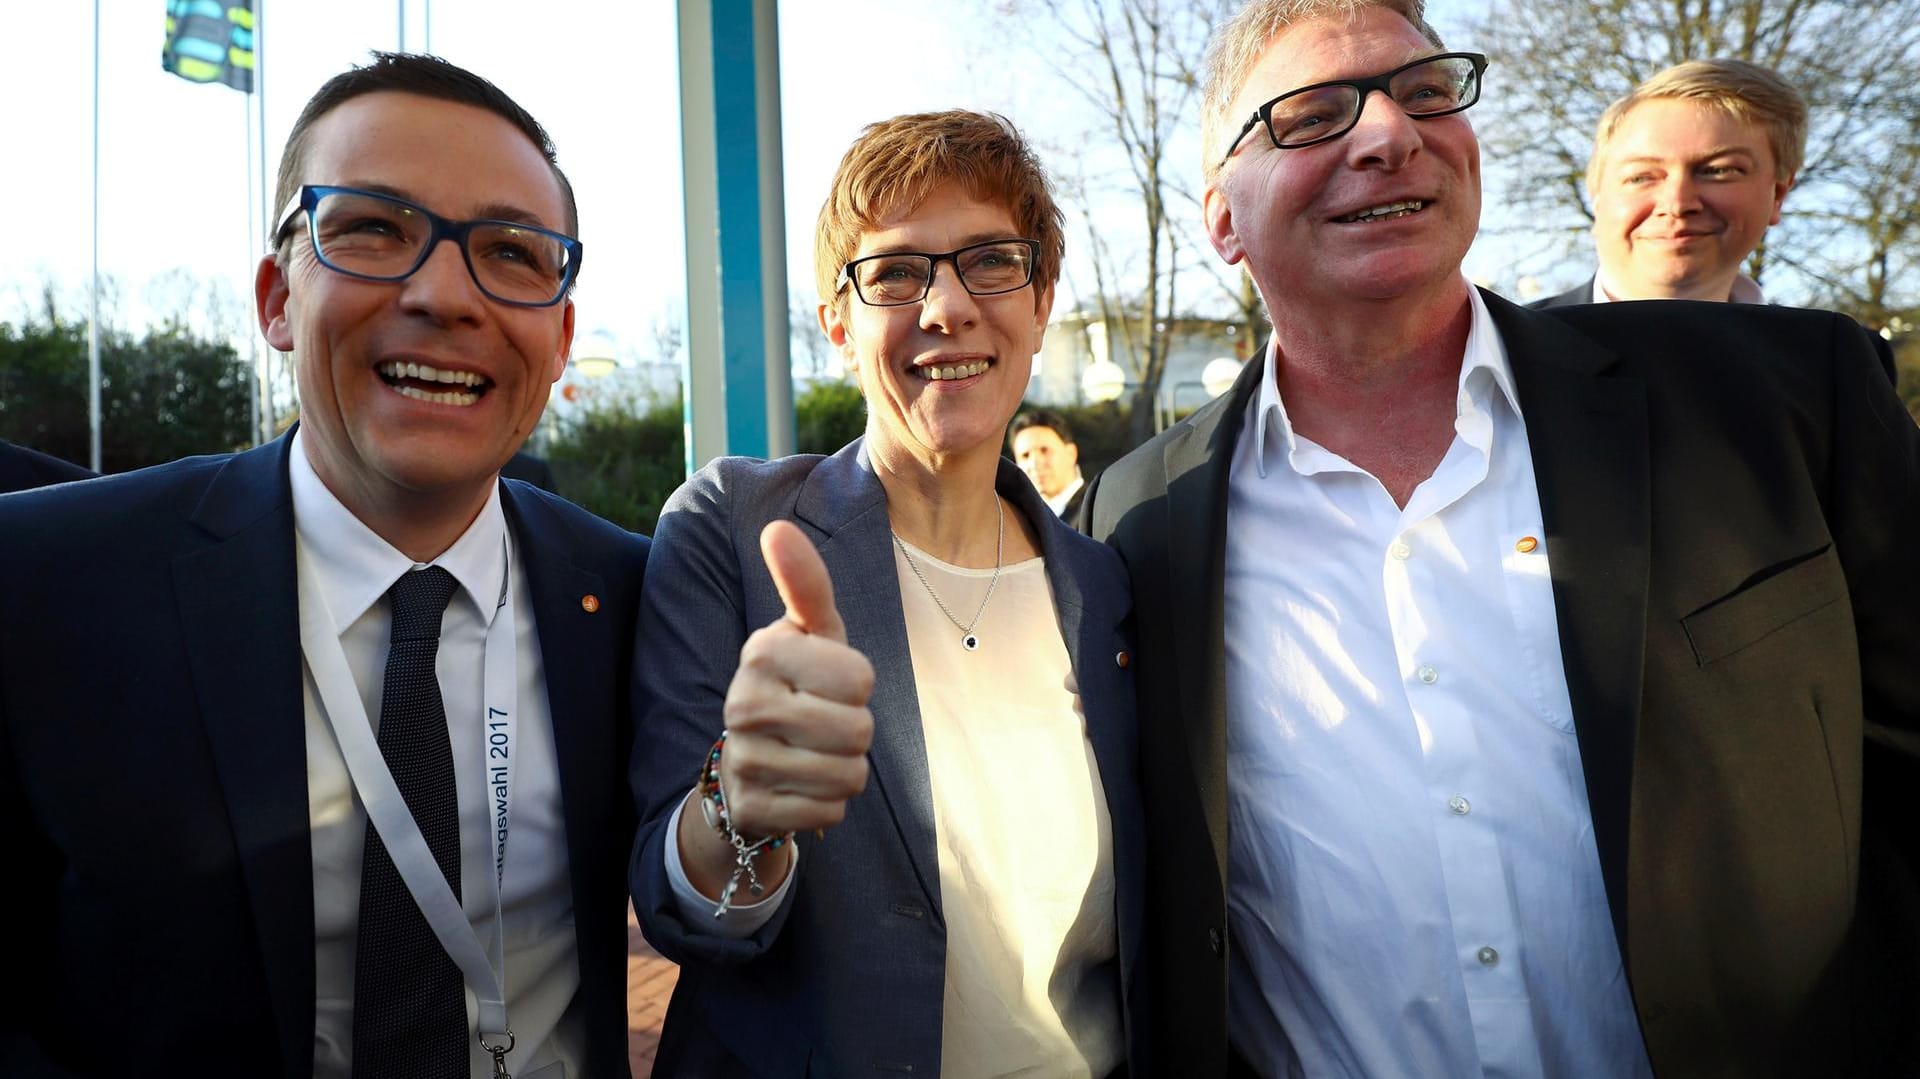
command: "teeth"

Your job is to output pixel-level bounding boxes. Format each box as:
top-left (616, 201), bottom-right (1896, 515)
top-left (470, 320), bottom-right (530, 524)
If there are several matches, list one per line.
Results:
top-left (920, 360), bottom-right (989, 381)
top-left (392, 383), bottom-right (481, 406)
top-left (1341, 199), bottom-right (1425, 223)
top-left (378, 360), bottom-right (487, 387)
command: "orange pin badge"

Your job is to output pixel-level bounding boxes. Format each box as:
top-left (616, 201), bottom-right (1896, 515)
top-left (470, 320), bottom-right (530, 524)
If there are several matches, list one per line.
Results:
top-left (581, 593), bottom-right (600, 613)
top-left (1515, 536), bottom-right (1539, 553)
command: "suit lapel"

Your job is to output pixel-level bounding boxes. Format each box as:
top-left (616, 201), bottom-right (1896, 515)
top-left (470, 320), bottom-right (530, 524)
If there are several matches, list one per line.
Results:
top-left (1489, 292), bottom-right (1650, 949)
top-left (500, 486), bottom-right (613, 935)
top-left (171, 436), bottom-right (314, 1079)
top-left (1161, 355), bottom-right (1264, 888)
top-left (793, 443), bottom-right (947, 916)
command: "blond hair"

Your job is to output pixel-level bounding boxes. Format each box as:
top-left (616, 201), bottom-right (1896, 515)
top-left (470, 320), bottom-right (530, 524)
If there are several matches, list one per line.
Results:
top-left (812, 110), bottom-right (1065, 309)
top-left (1201, 0), bottom-right (1444, 182)
top-left (1586, 59), bottom-right (1808, 194)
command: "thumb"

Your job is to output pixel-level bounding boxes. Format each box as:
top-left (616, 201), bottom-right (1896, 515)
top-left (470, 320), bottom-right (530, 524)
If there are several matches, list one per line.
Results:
top-left (762, 520), bottom-right (847, 643)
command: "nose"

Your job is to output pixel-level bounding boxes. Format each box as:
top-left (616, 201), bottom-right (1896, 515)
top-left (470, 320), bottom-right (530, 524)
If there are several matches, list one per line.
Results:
top-left (1343, 89), bottom-right (1421, 170)
top-left (398, 235), bottom-right (487, 324)
top-left (1654, 172), bottom-right (1702, 216)
top-left (918, 259), bottom-right (980, 334)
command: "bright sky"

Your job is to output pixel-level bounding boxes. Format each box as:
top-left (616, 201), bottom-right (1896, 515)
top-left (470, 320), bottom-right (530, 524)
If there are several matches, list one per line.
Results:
top-left (1, 0), bottom-right (1482, 368)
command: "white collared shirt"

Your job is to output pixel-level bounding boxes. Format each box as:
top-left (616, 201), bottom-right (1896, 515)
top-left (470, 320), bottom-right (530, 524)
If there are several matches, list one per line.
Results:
top-left (1045, 473), bottom-right (1086, 518)
top-left (1592, 269), bottom-right (1767, 304)
top-left (291, 432), bottom-right (585, 1078)
top-left (1222, 284), bottom-right (1652, 1077)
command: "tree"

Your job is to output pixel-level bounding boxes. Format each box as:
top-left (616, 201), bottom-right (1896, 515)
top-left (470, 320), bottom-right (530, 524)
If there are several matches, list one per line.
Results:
top-left (1469, 0), bottom-right (1920, 320)
top-left (0, 294), bottom-right (252, 472)
top-left (1000, 0), bottom-right (1233, 444)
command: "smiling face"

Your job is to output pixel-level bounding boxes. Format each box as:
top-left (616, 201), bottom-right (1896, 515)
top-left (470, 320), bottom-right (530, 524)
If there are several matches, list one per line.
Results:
top-left (257, 90), bottom-right (575, 515)
top-left (820, 183), bottom-right (1052, 473)
top-left (1204, 6), bottom-right (1480, 317)
top-left (1590, 97), bottom-right (1790, 301)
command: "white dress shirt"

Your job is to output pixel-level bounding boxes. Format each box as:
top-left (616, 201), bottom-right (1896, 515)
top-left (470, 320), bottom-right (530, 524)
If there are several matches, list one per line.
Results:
top-left (291, 432), bottom-right (586, 1079)
top-left (1045, 473), bottom-right (1086, 518)
top-left (1222, 284), bottom-right (1652, 1078)
top-left (1592, 269), bottom-right (1767, 304)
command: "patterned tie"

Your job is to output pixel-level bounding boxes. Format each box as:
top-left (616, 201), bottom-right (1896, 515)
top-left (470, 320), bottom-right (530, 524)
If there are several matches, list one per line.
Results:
top-left (352, 566), bottom-right (468, 1079)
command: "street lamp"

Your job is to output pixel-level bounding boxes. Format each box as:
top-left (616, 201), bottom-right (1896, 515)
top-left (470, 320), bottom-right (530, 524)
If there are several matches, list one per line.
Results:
top-left (1081, 359), bottom-right (1129, 404)
top-left (1201, 357), bottom-right (1243, 398)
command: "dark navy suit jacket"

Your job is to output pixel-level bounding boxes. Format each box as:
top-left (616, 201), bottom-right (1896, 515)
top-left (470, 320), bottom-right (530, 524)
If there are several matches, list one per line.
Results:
top-left (0, 435), bottom-right (647, 1078)
top-left (630, 439), bottom-right (1149, 1077)
top-left (0, 439), bottom-right (94, 494)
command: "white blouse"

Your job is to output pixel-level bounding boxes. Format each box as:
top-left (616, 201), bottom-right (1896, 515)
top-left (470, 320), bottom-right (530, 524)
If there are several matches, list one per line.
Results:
top-left (891, 539), bottom-right (1122, 1079)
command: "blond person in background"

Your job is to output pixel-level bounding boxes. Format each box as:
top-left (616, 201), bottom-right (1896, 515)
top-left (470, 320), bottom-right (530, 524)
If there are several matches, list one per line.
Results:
top-left (1536, 58), bottom-right (1802, 307)
top-left (1533, 58), bottom-right (1897, 380)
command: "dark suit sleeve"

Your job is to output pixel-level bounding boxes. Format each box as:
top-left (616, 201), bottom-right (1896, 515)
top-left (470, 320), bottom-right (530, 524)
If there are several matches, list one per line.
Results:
top-left (1823, 314), bottom-right (1920, 1064)
top-left (629, 467), bottom-right (797, 967)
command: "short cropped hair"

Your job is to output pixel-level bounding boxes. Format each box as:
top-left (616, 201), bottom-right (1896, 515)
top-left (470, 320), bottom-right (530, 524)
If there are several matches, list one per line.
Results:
top-left (1008, 409), bottom-right (1076, 451)
top-left (813, 110), bottom-right (1065, 310)
top-left (1201, 0), bottom-right (1444, 182)
top-left (273, 52), bottom-right (578, 253)
top-left (1586, 59), bottom-right (1808, 194)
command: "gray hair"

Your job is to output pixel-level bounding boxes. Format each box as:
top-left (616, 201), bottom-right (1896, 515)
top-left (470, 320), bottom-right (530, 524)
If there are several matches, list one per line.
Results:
top-left (1200, 0), bottom-right (1445, 182)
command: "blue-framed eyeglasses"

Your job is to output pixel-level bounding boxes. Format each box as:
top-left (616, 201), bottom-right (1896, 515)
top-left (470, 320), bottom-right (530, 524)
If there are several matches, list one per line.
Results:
top-left (1220, 52), bottom-right (1488, 164)
top-left (273, 184), bottom-right (583, 308)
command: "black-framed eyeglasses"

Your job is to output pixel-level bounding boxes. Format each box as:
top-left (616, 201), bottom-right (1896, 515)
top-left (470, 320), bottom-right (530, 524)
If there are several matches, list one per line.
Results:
top-left (1220, 52), bottom-right (1487, 164)
top-left (835, 239), bottom-right (1040, 307)
top-left (273, 184), bottom-right (583, 308)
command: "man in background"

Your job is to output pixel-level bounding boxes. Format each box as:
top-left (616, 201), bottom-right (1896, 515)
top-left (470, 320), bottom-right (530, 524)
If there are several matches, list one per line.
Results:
top-left (1008, 409), bottom-right (1086, 520)
top-left (1536, 58), bottom-right (1801, 308)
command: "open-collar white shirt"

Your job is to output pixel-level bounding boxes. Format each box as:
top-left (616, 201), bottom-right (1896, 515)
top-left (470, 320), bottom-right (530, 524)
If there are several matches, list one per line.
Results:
top-left (1222, 283), bottom-right (1653, 1078)
top-left (290, 431), bottom-right (585, 1079)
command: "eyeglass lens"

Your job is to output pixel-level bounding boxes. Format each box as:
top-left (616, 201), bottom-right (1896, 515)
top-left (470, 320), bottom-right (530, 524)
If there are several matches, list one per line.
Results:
top-left (1267, 54), bottom-right (1479, 147)
top-left (308, 189), bottom-right (572, 304)
top-left (853, 242), bottom-right (1035, 305)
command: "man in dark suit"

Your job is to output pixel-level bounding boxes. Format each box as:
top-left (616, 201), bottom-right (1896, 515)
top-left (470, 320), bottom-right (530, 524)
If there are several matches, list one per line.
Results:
top-left (0, 55), bottom-right (645, 1078)
top-left (0, 438), bottom-right (94, 493)
top-left (1082, 2), bottom-right (1919, 1076)
top-left (1008, 409), bottom-right (1086, 521)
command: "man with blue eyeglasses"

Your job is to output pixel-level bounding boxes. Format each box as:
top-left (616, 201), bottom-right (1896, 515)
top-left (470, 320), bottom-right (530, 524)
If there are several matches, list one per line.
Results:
top-left (1083, 1), bottom-right (1920, 1076)
top-left (0, 54), bottom-right (644, 1078)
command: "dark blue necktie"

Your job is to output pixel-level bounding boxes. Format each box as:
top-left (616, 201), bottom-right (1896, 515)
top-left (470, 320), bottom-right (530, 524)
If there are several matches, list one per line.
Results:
top-left (352, 566), bottom-right (468, 1079)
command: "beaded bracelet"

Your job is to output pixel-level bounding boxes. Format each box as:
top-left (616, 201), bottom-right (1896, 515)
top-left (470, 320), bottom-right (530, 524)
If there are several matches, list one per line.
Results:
top-left (698, 731), bottom-right (792, 918)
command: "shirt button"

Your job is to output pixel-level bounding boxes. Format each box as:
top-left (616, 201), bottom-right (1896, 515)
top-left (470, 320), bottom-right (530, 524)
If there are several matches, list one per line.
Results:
top-left (1477, 946), bottom-right (1499, 967)
top-left (1389, 540), bottom-right (1412, 561)
top-left (1417, 664), bottom-right (1439, 684)
top-left (1448, 795), bottom-right (1471, 815)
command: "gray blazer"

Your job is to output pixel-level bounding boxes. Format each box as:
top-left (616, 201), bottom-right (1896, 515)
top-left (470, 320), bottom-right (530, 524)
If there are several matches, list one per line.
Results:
top-left (630, 439), bottom-right (1147, 1078)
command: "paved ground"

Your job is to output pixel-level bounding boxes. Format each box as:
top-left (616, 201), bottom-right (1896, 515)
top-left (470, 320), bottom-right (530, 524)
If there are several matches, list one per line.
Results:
top-left (626, 904), bottom-right (680, 1078)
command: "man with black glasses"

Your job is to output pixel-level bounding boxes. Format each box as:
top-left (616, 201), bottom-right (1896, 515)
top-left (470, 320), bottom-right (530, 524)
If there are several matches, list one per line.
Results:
top-left (1082, 1), bottom-right (1920, 1075)
top-left (0, 54), bottom-right (645, 1078)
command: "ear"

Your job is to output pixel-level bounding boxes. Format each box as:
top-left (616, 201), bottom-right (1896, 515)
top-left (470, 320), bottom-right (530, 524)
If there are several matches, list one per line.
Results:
top-left (819, 300), bottom-right (857, 376)
top-left (256, 254), bottom-right (294, 352)
top-left (1031, 282), bottom-right (1057, 349)
top-left (1768, 172), bottom-right (1795, 226)
top-left (549, 299), bottom-right (577, 384)
top-left (1204, 182), bottom-right (1245, 265)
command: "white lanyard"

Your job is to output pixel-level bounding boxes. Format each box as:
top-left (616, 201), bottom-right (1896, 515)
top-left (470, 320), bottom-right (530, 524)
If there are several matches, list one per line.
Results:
top-left (296, 536), bottom-right (520, 1050)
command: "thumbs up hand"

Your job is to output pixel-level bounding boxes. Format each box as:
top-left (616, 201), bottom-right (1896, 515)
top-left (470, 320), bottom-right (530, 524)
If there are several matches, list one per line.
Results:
top-left (678, 521), bottom-right (876, 900)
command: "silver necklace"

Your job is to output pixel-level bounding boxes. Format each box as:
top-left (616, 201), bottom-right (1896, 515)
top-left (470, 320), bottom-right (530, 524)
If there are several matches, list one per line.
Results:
top-left (893, 498), bottom-right (1003, 652)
